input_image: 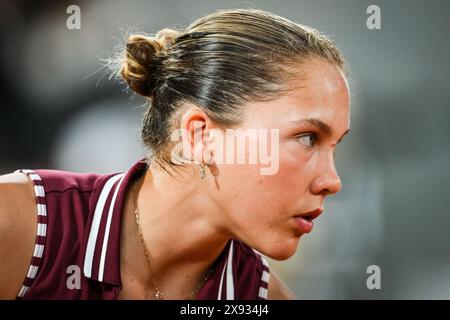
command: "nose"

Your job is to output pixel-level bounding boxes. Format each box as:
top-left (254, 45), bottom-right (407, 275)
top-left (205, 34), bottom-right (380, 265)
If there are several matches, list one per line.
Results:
top-left (310, 152), bottom-right (342, 196)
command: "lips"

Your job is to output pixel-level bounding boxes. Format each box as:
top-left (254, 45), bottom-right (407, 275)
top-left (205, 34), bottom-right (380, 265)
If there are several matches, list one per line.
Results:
top-left (293, 208), bottom-right (324, 234)
top-left (297, 208), bottom-right (323, 221)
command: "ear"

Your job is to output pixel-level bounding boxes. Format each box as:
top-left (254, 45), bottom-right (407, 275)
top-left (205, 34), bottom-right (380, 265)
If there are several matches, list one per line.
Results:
top-left (179, 106), bottom-right (214, 165)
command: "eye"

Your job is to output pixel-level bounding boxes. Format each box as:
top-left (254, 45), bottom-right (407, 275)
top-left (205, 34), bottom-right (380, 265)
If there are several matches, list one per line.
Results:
top-left (297, 133), bottom-right (316, 147)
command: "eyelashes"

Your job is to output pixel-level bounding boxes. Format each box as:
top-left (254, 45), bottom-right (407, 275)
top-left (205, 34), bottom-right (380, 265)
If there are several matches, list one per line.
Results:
top-left (296, 132), bottom-right (338, 158)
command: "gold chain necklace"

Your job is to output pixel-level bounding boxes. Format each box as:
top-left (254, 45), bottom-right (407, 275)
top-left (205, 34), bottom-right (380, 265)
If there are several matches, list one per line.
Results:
top-left (131, 175), bottom-right (214, 300)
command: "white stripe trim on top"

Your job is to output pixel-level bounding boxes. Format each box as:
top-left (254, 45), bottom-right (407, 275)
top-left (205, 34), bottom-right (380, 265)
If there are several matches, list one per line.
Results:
top-left (37, 223), bottom-right (47, 237)
top-left (37, 204), bottom-right (47, 216)
top-left (34, 185), bottom-right (45, 197)
top-left (33, 244), bottom-right (45, 258)
top-left (27, 265), bottom-right (39, 279)
top-left (252, 248), bottom-right (270, 299)
top-left (14, 169), bottom-right (48, 299)
top-left (83, 173), bottom-right (124, 278)
top-left (18, 286), bottom-right (29, 298)
top-left (259, 256), bottom-right (270, 299)
top-left (261, 270), bottom-right (270, 283)
top-left (226, 240), bottom-right (235, 300)
top-left (258, 287), bottom-right (268, 299)
top-left (261, 256), bottom-right (269, 268)
top-left (98, 173), bottom-right (126, 281)
top-left (217, 240), bottom-right (234, 300)
top-left (217, 260), bottom-right (227, 300)
top-left (29, 173), bottom-right (41, 181)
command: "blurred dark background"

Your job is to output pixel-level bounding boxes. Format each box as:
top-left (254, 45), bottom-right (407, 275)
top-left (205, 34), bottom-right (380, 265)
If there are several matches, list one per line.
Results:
top-left (0, 0), bottom-right (449, 299)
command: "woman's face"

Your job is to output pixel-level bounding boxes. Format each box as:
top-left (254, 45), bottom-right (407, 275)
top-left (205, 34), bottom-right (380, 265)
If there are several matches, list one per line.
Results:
top-left (209, 58), bottom-right (351, 260)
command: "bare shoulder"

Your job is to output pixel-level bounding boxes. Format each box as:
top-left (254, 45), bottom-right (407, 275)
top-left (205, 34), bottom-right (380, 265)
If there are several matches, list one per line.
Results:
top-left (0, 172), bottom-right (38, 299)
top-left (267, 269), bottom-right (297, 300)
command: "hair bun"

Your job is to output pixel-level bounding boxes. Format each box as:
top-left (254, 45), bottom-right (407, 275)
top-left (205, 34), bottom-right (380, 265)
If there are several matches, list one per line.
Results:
top-left (120, 34), bottom-right (162, 97)
top-left (120, 29), bottom-right (177, 97)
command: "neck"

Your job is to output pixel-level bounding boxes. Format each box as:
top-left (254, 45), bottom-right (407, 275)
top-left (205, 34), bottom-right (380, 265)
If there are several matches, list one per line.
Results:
top-left (122, 162), bottom-right (230, 291)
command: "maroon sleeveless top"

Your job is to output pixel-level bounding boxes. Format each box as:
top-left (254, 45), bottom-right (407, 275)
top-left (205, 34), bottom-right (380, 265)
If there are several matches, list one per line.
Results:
top-left (14, 159), bottom-right (270, 300)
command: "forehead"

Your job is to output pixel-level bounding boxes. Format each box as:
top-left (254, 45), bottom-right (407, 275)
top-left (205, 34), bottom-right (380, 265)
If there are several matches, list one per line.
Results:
top-left (286, 59), bottom-right (349, 112)
top-left (243, 59), bottom-right (350, 128)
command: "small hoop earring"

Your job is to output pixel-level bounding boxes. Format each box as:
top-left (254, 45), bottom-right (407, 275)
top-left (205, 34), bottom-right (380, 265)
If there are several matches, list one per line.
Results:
top-left (199, 164), bottom-right (207, 180)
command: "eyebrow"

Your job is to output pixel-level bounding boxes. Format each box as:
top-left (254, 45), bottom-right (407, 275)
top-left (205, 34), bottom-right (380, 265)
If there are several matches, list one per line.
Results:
top-left (290, 118), bottom-right (351, 144)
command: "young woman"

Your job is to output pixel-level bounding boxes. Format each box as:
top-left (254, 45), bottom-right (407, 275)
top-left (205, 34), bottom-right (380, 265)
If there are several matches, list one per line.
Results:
top-left (0, 8), bottom-right (350, 300)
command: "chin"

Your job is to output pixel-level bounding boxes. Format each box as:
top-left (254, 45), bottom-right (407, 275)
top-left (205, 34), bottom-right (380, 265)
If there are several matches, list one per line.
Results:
top-left (258, 237), bottom-right (300, 261)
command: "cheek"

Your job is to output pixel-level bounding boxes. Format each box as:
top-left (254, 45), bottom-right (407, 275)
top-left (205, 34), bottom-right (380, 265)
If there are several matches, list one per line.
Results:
top-left (212, 163), bottom-right (276, 228)
top-left (218, 151), bottom-right (313, 221)
top-left (273, 143), bottom-right (316, 193)
top-left (211, 135), bottom-right (318, 228)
